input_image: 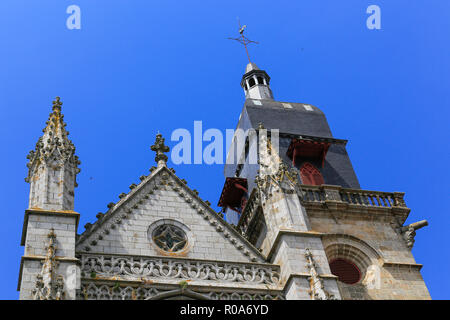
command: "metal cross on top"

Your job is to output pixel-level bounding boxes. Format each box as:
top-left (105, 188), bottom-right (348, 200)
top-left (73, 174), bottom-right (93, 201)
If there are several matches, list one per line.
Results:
top-left (228, 19), bottom-right (259, 63)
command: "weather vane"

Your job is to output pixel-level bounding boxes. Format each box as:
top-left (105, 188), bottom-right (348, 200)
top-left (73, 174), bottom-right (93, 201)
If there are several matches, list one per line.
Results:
top-left (227, 19), bottom-right (258, 63)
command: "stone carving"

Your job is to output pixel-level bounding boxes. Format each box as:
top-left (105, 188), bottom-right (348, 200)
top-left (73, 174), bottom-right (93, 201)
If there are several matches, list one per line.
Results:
top-left (79, 254), bottom-right (280, 285)
top-left (304, 248), bottom-right (336, 300)
top-left (24, 97), bottom-right (81, 210)
top-left (274, 162), bottom-right (301, 187)
top-left (78, 282), bottom-right (284, 300)
top-left (400, 220), bottom-right (428, 249)
top-left (25, 97), bottom-right (80, 182)
top-left (239, 159), bottom-right (301, 236)
top-left (32, 229), bottom-right (66, 300)
top-left (150, 133), bottom-right (170, 166)
top-left (362, 265), bottom-right (381, 289)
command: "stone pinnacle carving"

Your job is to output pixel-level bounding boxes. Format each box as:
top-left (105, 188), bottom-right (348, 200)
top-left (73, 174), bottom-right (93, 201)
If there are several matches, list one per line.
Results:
top-left (151, 133), bottom-right (170, 167)
top-left (25, 97), bottom-right (81, 210)
top-left (32, 229), bottom-right (66, 300)
top-left (304, 248), bottom-right (336, 300)
top-left (52, 96), bottom-right (63, 111)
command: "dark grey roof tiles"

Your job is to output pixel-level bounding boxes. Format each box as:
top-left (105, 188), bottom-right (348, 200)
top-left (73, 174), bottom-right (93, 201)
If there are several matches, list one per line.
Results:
top-left (243, 99), bottom-right (333, 138)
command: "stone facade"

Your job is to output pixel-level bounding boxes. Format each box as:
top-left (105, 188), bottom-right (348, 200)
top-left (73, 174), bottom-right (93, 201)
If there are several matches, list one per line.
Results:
top-left (18, 62), bottom-right (431, 300)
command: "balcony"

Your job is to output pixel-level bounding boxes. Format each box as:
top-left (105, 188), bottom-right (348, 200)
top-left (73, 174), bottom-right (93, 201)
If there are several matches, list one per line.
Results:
top-left (238, 184), bottom-right (410, 236)
top-left (301, 185), bottom-right (407, 208)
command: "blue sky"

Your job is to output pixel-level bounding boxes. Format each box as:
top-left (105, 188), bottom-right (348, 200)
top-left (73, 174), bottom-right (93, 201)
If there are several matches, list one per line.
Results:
top-left (0, 1), bottom-right (449, 299)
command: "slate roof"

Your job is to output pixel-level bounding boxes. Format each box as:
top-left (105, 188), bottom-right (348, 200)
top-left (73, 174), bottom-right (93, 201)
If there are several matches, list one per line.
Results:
top-left (243, 99), bottom-right (333, 138)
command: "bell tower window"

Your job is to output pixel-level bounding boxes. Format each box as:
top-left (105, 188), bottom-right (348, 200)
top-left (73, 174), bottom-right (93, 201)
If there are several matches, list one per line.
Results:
top-left (240, 63), bottom-right (274, 100)
top-left (300, 162), bottom-right (324, 185)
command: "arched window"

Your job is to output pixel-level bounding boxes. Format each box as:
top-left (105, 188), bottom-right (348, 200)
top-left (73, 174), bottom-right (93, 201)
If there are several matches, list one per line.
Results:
top-left (329, 258), bottom-right (361, 285)
top-left (248, 78), bottom-right (256, 88)
top-left (257, 76), bottom-right (264, 85)
top-left (300, 162), bottom-right (324, 185)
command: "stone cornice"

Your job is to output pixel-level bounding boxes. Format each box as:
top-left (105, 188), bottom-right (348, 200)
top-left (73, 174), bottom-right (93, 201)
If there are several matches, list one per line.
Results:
top-left (382, 261), bottom-right (423, 271)
top-left (279, 132), bottom-right (348, 146)
top-left (21, 209), bottom-right (80, 246)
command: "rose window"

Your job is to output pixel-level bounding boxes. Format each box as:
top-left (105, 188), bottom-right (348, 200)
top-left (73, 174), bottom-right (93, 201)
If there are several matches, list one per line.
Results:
top-left (152, 224), bottom-right (187, 252)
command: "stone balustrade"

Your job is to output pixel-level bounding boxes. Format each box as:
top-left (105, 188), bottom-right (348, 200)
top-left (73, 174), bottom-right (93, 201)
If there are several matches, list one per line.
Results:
top-left (301, 185), bottom-right (407, 208)
top-left (238, 184), bottom-right (409, 236)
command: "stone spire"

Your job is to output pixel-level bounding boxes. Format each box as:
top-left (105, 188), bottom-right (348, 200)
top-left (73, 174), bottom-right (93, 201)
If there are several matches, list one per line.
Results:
top-left (151, 133), bottom-right (170, 168)
top-left (240, 62), bottom-right (273, 100)
top-left (25, 97), bottom-right (81, 211)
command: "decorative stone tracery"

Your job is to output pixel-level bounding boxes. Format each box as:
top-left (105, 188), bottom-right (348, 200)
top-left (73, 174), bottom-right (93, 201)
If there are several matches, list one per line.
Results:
top-left (78, 282), bottom-right (284, 300)
top-left (32, 229), bottom-right (66, 300)
top-left (79, 254), bottom-right (280, 286)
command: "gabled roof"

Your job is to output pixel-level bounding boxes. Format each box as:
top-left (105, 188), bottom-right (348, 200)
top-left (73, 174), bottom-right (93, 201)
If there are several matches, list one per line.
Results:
top-left (76, 165), bottom-right (266, 263)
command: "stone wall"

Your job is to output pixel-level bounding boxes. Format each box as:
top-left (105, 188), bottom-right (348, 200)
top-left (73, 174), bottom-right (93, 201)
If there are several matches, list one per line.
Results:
top-left (76, 170), bottom-right (263, 264)
top-left (19, 210), bottom-right (80, 300)
top-left (307, 208), bottom-right (431, 300)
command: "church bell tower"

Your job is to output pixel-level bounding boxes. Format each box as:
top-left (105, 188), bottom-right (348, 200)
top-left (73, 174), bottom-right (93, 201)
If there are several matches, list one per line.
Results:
top-left (218, 61), bottom-right (431, 300)
top-left (241, 62), bottom-right (274, 100)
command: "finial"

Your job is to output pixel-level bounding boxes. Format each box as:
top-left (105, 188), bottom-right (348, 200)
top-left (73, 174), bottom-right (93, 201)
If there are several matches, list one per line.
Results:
top-left (257, 122), bottom-right (265, 131)
top-left (48, 228), bottom-right (56, 239)
top-left (52, 97), bottom-right (62, 112)
top-left (151, 133), bottom-right (170, 167)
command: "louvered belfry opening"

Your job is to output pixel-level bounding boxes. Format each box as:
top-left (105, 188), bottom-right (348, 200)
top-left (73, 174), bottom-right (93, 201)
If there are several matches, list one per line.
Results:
top-left (300, 162), bottom-right (324, 186)
top-left (329, 258), bottom-right (361, 285)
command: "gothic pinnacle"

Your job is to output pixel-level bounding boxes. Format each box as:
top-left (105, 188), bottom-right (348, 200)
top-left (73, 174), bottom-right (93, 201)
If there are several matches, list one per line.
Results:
top-left (52, 96), bottom-right (63, 112)
top-left (151, 133), bottom-right (170, 167)
top-left (26, 97), bottom-right (79, 177)
top-left (25, 97), bottom-right (80, 210)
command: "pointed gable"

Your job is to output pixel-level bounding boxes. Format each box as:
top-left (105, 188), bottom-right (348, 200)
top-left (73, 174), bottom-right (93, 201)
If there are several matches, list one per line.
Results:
top-left (76, 166), bottom-right (265, 263)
